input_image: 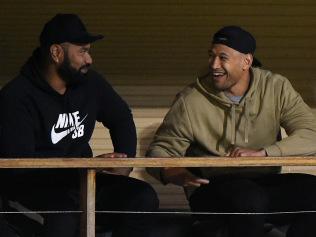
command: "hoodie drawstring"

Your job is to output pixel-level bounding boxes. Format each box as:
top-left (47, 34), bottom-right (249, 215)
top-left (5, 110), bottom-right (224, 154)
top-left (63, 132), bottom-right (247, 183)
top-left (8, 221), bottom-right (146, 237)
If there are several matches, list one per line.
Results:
top-left (231, 99), bottom-right (250, 145)
top-left (231, 104), bottom-right (236, 145)
top-left (244, 98), bottom-right (249, 143)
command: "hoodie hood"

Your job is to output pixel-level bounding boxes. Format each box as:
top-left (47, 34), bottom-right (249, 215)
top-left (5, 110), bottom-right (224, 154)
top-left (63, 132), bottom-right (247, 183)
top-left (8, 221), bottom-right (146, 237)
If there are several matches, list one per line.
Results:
top-left (20, 48), bottom-right (89, 98)
top-left (196, 68), bottom-right (257, 107)
top-left (20, 48), bottom-right (62, 97)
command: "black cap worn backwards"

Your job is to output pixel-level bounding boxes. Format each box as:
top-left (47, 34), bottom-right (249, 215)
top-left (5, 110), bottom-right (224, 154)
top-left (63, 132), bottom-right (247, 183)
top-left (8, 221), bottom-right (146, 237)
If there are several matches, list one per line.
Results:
top-left (212, 26), bottom-right (256, 54)
top-left (40, 14), bottom-right (104, 47)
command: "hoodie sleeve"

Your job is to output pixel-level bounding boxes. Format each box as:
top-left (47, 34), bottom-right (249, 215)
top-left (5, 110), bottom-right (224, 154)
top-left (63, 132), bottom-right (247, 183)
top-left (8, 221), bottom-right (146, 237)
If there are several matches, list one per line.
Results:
top-left (146, 95), bottom-right (194, 181)
top-left (265, 78), bottom-right (316, 156)
top-left (0, 93), bottom-right (36, 157)
top-left (95, 77), bottom-right (136, 158)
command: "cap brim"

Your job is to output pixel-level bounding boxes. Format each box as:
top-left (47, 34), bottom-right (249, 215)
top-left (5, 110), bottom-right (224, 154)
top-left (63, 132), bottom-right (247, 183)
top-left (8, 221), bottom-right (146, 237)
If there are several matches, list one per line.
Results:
top-left (70, 33), bottom-right (104, 44)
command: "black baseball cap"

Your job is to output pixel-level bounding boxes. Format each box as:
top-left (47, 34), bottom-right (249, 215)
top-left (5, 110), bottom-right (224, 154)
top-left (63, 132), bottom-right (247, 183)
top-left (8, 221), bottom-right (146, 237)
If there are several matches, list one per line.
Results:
top-left (40, 14), bottom-right (104, 47)
top-left (212, 26), bottom-right (256, 54)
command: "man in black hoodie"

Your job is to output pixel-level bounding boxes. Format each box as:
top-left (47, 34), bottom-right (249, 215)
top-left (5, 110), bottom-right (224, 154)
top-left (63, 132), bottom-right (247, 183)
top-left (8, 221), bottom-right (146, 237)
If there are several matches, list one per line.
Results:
top-left (0, 14), bottom-right (158, 237)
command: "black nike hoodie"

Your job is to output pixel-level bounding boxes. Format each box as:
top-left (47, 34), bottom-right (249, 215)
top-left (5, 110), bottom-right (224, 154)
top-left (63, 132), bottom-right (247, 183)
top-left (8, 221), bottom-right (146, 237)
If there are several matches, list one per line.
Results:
top-left (0, 48), bottom-right (137, 161)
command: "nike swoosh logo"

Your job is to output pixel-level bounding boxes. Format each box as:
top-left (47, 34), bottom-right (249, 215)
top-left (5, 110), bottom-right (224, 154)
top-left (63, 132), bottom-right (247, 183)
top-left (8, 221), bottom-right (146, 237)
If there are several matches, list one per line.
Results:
top-left (51, 115), bottom-right (87, 144)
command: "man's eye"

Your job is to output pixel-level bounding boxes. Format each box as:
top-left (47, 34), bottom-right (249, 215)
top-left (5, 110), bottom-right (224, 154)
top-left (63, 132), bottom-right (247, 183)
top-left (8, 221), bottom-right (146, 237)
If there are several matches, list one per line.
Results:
top-left (80, 49), bottom-right (89, 54)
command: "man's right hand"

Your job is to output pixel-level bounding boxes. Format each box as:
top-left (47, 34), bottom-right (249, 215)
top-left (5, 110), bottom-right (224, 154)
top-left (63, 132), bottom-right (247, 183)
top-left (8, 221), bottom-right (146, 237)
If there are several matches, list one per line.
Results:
top-left (161, 167), bottom-right (209, 187)
top-left (96, 153), bottom-right (132, 176)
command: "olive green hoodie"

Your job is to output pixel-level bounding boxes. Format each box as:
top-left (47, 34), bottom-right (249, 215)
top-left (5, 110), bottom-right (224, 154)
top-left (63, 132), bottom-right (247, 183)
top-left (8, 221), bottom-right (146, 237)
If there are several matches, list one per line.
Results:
top-left (146, 67), bottom-right (316, 191)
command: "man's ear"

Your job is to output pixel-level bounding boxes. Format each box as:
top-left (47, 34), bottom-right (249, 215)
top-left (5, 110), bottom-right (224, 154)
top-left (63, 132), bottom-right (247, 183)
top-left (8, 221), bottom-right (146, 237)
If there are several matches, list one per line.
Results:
top-left (50, 44), bottom-right (64, 64)
top-left (242, 54), bottom-right (253, 70)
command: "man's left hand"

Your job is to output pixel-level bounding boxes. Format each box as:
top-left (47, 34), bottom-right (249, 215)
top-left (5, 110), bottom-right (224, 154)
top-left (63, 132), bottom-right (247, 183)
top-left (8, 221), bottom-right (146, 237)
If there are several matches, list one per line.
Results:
top-left (227, 147), bottom-right (267, 157)
top-left (96, 152), bottom-right (127, 158)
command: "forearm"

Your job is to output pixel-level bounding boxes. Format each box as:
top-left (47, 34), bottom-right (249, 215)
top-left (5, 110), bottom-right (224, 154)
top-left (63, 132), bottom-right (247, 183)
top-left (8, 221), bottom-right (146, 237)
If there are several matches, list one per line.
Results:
top-left (265, 129), bottom-right (316, 156)
top-left (109, 117), bottom-right (137, 157)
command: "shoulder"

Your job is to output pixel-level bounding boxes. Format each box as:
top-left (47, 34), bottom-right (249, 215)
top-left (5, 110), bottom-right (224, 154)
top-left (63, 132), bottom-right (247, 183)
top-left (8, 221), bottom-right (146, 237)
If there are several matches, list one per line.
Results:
top-left (77, 70), bottom-right (115, 99)
top-left (85, 70), bottom-right (129, 112)
top-left (166, 80), bottom-right (212, 120)
top-left (85, 69), bottom-right (111, 86)
top-left (175, 80), bottom-right (205, 105)
top-left (0, 75), bottom-right (31, 102)
top-left (252, 67), bottom-right (292, 89)
top-left (251, 68), bottom-right (301, 106)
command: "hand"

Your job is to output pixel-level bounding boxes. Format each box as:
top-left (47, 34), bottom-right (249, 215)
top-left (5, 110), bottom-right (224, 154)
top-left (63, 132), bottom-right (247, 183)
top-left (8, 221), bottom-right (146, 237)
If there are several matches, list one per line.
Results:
top-left (96, 153), bottom-right (132, 176)
top-left (162, 167), bottom-right (209, 187)
top-left (227, 147), bottom-right (267, 157)
top-left (96, 152), bottom-right (127, 158)
top-left (99, 168), bottom-right (132, 176)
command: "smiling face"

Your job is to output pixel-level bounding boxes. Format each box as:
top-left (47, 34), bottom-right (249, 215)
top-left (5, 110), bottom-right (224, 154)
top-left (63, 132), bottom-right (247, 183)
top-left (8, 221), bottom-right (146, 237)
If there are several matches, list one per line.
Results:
top-left (208, 44), bottom-right (252, 94)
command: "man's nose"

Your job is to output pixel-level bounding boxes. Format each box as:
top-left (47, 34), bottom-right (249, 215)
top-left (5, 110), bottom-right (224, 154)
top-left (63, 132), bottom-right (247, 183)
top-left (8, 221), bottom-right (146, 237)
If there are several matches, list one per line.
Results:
top-left (85, 53), bottom-right (92, 65)
top-left (209, 56), bottom-right (220, 69)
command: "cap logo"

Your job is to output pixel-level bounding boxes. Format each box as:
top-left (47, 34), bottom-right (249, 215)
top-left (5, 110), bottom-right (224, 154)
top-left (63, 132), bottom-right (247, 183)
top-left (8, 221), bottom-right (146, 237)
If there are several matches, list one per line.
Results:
top-left (218, 37), bottom-right (228, 41)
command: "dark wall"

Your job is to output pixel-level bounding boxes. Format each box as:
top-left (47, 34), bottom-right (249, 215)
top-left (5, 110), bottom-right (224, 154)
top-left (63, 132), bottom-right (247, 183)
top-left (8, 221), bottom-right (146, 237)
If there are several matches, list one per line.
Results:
top-left (1, 0), bottom-right (315, 106)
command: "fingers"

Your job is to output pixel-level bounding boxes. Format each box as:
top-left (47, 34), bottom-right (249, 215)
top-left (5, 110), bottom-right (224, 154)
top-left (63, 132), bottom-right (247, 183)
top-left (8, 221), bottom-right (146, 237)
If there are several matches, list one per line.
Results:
top-left (184, 178), bottom-right (210, 187)
top-left (240, 149), bottom-right (266, 157)
top-left (228, 147), bottom-right (253, 157)
top-left (163, 168), bottom-right (210, 187)
top-left (100, 167), bottom-right (132, 176)
top-left (185, 181), bottom-right (202, 187)
top-left (227, 147), bottom-right (249, 157)
top-left (226, 147), bottom-right (266, 157)
top-left (96, 153), bottom-right (127, 158)
top-left (227, 147), bottom-right (241, 157)
top-left (195, 178), bottom-right (210, 185)
top-left (112, 153), bottom-right (127, 158)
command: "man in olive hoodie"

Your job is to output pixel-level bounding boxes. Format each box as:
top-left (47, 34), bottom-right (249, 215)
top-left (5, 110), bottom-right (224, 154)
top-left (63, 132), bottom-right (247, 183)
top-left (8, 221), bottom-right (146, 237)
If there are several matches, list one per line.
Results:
top-left (146, 26), bottom-right (316, 237)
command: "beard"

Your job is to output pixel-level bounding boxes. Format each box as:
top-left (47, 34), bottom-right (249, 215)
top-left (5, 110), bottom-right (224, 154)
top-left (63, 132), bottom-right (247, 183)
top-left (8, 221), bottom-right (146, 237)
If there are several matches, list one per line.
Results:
top-left (57, 55), bottom-right (90, 87)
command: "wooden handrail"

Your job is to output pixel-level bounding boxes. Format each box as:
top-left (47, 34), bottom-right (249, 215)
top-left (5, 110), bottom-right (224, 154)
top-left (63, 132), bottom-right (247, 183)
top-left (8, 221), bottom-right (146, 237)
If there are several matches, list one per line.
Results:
top-left (2, 156), bottom-right (316, 237)
top-left (0, 157), bottom-right (316, 168)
